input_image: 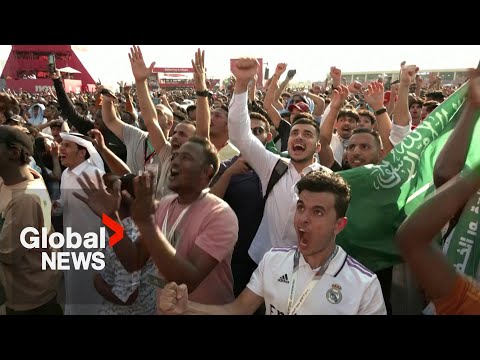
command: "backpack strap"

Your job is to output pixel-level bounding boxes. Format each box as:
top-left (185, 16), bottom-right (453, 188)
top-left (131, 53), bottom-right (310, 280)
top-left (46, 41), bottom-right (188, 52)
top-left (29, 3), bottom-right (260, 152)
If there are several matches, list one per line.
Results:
top-left (264, 158), bottom-right (289, 201)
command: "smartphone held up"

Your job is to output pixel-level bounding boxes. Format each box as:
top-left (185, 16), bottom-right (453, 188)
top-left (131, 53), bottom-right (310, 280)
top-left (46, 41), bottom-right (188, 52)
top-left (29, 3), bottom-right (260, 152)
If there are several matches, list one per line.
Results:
top-left (48, 53), bottom-right (56, 74)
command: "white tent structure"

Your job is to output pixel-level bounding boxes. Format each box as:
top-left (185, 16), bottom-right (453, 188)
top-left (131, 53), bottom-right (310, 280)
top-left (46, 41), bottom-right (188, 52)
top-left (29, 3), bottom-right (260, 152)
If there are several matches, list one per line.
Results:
top-left (57, 66), bottom-right (81, 74)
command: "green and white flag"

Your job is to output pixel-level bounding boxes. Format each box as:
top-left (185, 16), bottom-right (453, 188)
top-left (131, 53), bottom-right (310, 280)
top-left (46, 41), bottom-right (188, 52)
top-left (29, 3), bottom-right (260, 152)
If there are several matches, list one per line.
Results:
top-left (337, 83), bottom-right (480, 273)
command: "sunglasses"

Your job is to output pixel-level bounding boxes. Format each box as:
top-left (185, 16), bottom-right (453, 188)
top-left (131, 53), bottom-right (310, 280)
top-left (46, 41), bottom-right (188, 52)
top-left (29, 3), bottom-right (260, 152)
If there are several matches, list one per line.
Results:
top-left (251, 127), bottom-right (265, 136)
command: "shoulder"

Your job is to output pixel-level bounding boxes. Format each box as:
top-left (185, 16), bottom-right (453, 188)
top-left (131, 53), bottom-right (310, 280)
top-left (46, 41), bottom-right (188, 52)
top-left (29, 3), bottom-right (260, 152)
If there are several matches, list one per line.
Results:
top-left (84, 163), bottom-right (105, 176)
top-left (123, 123), bottom-right (147, 138)
top-left (342, 254), bottom-right (376, 282)
top-left (264, 246), bottom-right (297, 263)
top-left (202, 193), bottom-right (237, 218)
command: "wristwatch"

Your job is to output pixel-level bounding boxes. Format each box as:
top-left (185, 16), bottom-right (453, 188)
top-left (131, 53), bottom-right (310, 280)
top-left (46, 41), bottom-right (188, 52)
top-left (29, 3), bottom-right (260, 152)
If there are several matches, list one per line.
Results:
top-left (196, 89), bottom-right (209, 97)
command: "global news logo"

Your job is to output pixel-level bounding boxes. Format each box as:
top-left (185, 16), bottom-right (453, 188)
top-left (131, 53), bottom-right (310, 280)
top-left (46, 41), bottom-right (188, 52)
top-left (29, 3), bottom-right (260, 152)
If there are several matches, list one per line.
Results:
top-left (20, 214), bottom-right (124, 270)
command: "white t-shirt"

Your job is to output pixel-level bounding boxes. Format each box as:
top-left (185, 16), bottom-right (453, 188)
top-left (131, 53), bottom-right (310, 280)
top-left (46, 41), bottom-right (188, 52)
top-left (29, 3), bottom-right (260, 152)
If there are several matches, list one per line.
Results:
top-left (247, 245), bottom-right (386, 315)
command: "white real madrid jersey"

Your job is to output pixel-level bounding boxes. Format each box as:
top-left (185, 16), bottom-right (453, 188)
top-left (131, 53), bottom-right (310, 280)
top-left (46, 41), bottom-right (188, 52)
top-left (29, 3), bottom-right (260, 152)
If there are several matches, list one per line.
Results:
top-left (247, 245), bottom-right (386, 315)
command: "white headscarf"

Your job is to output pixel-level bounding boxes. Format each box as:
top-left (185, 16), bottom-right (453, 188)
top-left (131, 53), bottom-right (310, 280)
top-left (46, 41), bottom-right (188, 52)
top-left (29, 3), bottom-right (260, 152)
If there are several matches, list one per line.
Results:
top-left (28, 103), bottom-right (46, 126)
top-left (59, 132), bottom-right (105, 172)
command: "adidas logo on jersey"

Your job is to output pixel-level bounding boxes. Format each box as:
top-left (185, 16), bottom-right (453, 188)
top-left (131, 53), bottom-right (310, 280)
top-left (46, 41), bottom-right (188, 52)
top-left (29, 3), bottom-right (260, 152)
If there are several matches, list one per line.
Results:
top-left (277, 274), bottom-right (289, 284)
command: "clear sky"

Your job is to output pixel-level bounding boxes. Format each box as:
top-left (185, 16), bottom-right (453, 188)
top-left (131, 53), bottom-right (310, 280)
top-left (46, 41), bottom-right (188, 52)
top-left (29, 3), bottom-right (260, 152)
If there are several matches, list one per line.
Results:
top-left (1, 45), bottom-right (479, 88)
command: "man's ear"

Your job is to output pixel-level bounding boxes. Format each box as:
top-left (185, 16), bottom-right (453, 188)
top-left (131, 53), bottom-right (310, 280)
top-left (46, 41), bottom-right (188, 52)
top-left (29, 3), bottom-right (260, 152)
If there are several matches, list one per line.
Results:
top-left (7, 146), bottom-right (21, 161)
top-left (334, 217), bottom-right (348, 236)
top-left (266, 132), bottom-right (273, 143)
top-left (204, 163), bottom-right (214, 180)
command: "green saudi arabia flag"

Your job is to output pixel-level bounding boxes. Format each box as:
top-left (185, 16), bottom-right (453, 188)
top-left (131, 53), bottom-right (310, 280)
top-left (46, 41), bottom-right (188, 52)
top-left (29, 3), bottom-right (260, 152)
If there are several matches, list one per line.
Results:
top-left (337, 83), bottom-right (480, 273)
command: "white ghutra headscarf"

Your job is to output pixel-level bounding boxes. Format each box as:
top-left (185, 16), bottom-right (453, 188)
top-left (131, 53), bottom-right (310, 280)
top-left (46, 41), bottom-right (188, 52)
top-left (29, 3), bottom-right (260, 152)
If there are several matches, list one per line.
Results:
top-left (59, 132), bottom-right (105, 172)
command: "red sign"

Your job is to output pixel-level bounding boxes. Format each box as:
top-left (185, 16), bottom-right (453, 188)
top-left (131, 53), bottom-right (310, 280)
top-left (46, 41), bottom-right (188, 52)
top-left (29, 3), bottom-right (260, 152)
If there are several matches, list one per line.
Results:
top-left (153, 67), bottom-right (194, 73)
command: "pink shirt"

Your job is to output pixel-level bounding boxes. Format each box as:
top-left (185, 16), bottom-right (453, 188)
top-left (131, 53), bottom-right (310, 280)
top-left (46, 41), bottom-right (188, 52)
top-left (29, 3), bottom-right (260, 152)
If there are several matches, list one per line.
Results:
top-left (155, 192), bottom-right (238, 305)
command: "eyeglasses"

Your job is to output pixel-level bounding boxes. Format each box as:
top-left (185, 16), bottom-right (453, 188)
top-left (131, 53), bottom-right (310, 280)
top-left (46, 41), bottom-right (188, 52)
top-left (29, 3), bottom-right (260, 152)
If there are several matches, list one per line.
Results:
top-left (251, 127), bottom-right (265, 136)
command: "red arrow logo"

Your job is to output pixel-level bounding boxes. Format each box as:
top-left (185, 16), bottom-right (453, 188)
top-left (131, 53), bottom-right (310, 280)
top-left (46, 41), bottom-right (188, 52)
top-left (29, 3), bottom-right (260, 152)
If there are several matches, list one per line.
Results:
top-left (102, 214), bottom-right (124, 247)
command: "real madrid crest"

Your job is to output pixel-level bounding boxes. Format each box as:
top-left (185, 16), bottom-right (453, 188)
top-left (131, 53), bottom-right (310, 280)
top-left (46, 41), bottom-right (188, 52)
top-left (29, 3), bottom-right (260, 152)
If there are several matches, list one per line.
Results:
top-left (326, 283), bottom-right (342, 304)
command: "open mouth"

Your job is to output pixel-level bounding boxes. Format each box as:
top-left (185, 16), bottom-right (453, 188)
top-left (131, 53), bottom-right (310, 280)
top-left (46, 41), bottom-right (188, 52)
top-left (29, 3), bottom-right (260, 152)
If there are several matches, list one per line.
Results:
top-left (169, 167), bottom-right (180, 181)
top-left (298, 227), bottom-right (309, 247)
top-left (350, 157), bottom-right (365, 167)
top-left (292, 143), bottom-right (306, 153)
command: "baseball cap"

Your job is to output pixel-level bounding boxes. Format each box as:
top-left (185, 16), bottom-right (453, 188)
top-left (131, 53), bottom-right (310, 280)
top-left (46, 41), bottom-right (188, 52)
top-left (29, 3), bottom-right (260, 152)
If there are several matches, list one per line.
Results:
top-left (288, 101), bottom-right (310, 113)
top-left (0, 125), bottom-right (34, 155)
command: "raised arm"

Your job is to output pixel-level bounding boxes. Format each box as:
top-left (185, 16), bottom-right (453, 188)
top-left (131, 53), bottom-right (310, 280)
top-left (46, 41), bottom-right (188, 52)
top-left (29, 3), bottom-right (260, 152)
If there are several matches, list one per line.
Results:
top-left (50, 70), bottom-right (93, 135)
top-left (306, 91), bottom-right (326, 117)
top-left (129, 45), bottom-right (167, 155)
top-left (395, 63), bottom-right (419, 127)
top-left (191, 48), bottom-right (210, 139)
top-left (123, 85), bottom-right (138, 118)
top-left (387, 83), bottom-right (399, 116)
top-left (101, 92), bottom-right (126, 141)
top-left (273, 69), bottom-right (295, 109)
top-left (363, 81), bottom-right (394, 155)
top-left (319, 85), bottom-right (348, 146)
top-left (229, 58), bottom-right (280, 192)
top-left (89, 129), bottom-right (131, 176)
top-left (434, 68), bottom-right (480, 188)
top-left (396, 166), bottom-right (480, 302)
top-left (263, 63), bottom-right (288, 129)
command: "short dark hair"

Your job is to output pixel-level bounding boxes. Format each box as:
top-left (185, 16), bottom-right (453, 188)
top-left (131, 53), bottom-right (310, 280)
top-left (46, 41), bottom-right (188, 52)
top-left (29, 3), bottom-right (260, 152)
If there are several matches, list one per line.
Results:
top-left (408, 96), bottom-right (424, 109)
top-left (351, 128), bottom-right (382, 149)
top-left (180, 119), bottom-right (196, 128)
top-left (291, 112), bottom-right (315, 123)
top-left (186, 105), bottom-right (197, 114)
top-left (291, 117), bottom-right (320, 139)
top-left (357, 109), bottom-right (376, 125)
top-left (188, 136), bottom-right (219, 181)
top-left (74, 102), bottom-right (87, 113)
top-left (425, 90), bottom-right (444, 102)
top-left (296, 171), bottom-right (351, 218)
top-left (337, 108), bottom-right (359, 123)
top-left (423, 100), bottom-right (439, 113)
top-left (249, 112), bottom-right (270, 133)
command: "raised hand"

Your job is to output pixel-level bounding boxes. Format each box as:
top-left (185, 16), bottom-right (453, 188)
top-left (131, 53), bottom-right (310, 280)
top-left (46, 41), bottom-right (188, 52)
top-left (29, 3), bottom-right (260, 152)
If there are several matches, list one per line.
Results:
top-left (400, 64), bottom-right (419, 86)
top-left (131, 173), bottom-right (158, 226)
top-left (348, 81), bottom-right (362, 94)
top-left (49, 69), bottom-right (61, 80)
top-left (415, 75), bottom-right (424, 88)
top-left (191, 48), bottom-right (207, 91)
top-left (363, 81), bottom-right (385, 111)
top-left (73, 171), bottom-right (121, 218)
top-left (129, 45), bottom-right (156, 82)
top-left (123, 84), bottom-right (132, 96)
top-left (231, 58), bottom-right (259, 83)
top-left (88, 129), bottom-right (106, 151)
top-left (275, 63), bottom-right (287, 77)
top-left (158, 282), bottom-right (189, 314)
top-left (391, 83), bottom-right (400, 97)
top-left (330, 66), bottom-right (342, 86)
top-left (330, 84), bottom-right (349, 110)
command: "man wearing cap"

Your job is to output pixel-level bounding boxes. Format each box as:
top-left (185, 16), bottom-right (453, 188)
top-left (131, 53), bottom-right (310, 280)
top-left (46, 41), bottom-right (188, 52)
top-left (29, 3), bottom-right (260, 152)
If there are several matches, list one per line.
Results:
top-left (56, 132), bottom-right (105, 315)
top-left (0, 125), bottom-right (62, 314)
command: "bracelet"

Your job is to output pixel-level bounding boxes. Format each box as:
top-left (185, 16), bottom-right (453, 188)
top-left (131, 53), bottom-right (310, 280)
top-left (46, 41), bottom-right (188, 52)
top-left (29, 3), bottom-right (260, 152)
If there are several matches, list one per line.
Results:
top-left (196, 89), bottom-right (209, 97)
top-left (374, 107), bottom-right (387, 116)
